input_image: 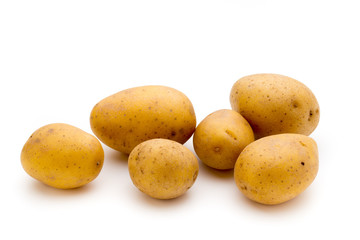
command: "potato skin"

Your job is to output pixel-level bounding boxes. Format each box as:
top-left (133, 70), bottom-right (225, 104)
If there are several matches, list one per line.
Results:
top-left (21, 123), bottom-right (104, 189)
top-left (230, 74), bottom-right (320, 139)
top-left (234, 133), bottom-right (319, 205)
top-left (90, 85), bottom-right (196, 154)
top-left (193, 109), bottom-right (254, 170)
top-left (128, 139), bottom-right (199, 199)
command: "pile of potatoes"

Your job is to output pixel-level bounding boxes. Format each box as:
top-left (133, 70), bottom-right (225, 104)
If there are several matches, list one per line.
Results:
top-left (21, 73), bottom-right (320, 205)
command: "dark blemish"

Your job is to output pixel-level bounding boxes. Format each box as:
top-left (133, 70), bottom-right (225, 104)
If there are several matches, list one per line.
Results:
top-left (170, 109), bottom-right (173, 112)
top-left (119, 125), bottom-right (122, 128)
top-left (161, 121), bottom-right (164, 125)
top-left (193, 171), bottom-right (198, 181)
top-left (62, 135), bottom-right (66, 137)
top-left (129, 129), bottom-right (133, 133)
top-left (280, 120), bottom-right (283, 123)
top-left (179, 128), bottom-right (184, 134)
top-left (154, 131), bottom-right (157, 134)
top-left (140, 168), bottom-right (144, 174)
top-left (97, 162), bottom-right (100, 166)
top-left (78, 166), bottom-right (81, 169)
top-left (48, 128), bottom-right (54, 133)
top-left (301, 162), bottom-right (305, 166)
top-left (171, 131), bottom-right (176, 136)
top-left (129, 118), bottom-right (132, 121)
top-left (34, 138), bottom-right (41, 143)
top-left (148, 107), bottom-right (152, 110)
top-left (66, 165), bottom-right (69, 168)
top-left (299, 141), bottom-right (306, 147)
top-left (174, 117), bottom-right (177, 120)
top-left (154, 118), bottom-right (158, 121)
top-left (308, 110), bottom-right (313, 121)
top-left (225, 129), bottom-right (237, 141)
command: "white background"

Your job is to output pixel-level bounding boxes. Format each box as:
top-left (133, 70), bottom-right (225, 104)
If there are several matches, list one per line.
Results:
top-left (1, 0), bottom-right (359, 239)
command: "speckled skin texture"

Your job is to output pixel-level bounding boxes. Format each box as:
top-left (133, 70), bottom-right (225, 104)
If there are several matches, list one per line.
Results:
top-left (193, 109), bottom-right (254, 170)
top-left (90, 85), bottom-right (196, 154)
top-left (128, 139), bottom-right (199, 199)
top-left (234, 134), bottom-right (319, 205)
top-left (230, 74), bottom-right (320, 139)
top-left (21, 123), bottom-right (104, 189)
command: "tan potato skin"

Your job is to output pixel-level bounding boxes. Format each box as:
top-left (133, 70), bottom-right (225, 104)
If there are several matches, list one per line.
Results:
top-left (234, 134), bottom-right (319, 205)
top-left (230, 74), bottom-right (320, 139)
top-left (90, 85), bottom-right (196, 154)
top-left (193, 109), bottom-right (254, 170)
top-left (128, 139), bottom-right (199, 199)
top-left (21, 123), bottom-right (104, 189)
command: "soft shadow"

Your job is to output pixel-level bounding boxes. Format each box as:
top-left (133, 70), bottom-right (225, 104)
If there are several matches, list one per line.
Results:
top-left (105, 148), bottom-right (129, 165)
top-left (199, 161), bottom-right (234, 180)
top-left (130, 187), bottom-right (192, 208)
top-left (236, 189), bottom-right (313, 213)
top-left (30, 180), bottom-right (94, 197)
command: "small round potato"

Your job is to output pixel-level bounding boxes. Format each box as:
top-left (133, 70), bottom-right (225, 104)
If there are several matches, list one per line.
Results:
top-left (193, 109), bottom-right (254, 170)
top-left (90, 85), bottom-right (196, 154)
top-left (230, 74), bottom-right (320, 139)
top-left (234, 133), bottom-right (319, 205)
top-left (128, 139), bottom-right (199, 199)
top-left (21, 123), bottom-right (104, 189)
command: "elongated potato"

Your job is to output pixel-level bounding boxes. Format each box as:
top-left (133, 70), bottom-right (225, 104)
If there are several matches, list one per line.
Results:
top-left (230, 74), bottom-right (320, 139)
top-left (90, 85), bottom-right (196, 154)
top-left (21, 123), bottom-right (104, 189)
top-left (234, 133), bottom-right (319, 205)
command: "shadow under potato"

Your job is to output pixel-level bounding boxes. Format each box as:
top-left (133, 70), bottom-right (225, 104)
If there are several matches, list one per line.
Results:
top-left (236, 188), bottom-right (313, 213)
top-left (30, 179), bottom-right (94, 197)
top-left (199, 161), bottom-right (234, 180)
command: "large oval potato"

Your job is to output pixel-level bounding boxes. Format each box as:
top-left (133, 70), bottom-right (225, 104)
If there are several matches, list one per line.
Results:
top-left (128, 139), bottom-right (199, 199)
top-left (234, 133), bottom-right (319, 205)
top-left (90, 85), bottom-right (196, 154)
top-left (21, 123), bottom-right (104, 189)
top-left (193, 109), bottom-right (254, 170)
top-left (230, 74), bottom-right (320, 139)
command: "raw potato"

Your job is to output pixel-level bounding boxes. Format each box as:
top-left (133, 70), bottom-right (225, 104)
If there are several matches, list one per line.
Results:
top-left (21, 123), bottom-right (104, 189)
top-left (128, 139), bottom-right (199, 199)
top-left (230, 74), bottom-right (320, 139)
top-left (90, 85), bottom-right (196, 154)
top-left (234, 133), bottom-right (319, 205)
top-left (193, 109), bottom-right (254, 170)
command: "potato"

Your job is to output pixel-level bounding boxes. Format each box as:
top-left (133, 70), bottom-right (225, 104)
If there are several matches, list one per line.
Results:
top-left (234, 133), bottom-right (319, 205)
top-left (193, 109), bottom-right (254, 170)
top-left (128, 139), bottom-right (199, 199)
top-left (90, 85), bottom-right (196, 154)
top-left (230, 74), bottom-right (320, 139)
top-left (21, 123), bottom-right (104, 189)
